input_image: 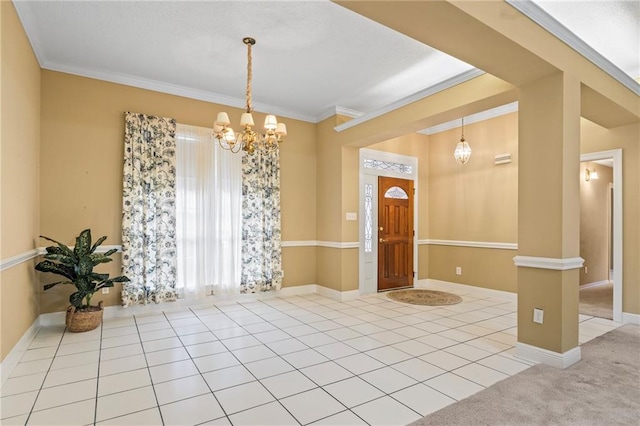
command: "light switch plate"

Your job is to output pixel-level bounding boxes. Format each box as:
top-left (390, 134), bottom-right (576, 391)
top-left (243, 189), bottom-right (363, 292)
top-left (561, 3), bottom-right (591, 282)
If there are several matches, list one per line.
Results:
top-left (346, 212), bottom-right (357, 221)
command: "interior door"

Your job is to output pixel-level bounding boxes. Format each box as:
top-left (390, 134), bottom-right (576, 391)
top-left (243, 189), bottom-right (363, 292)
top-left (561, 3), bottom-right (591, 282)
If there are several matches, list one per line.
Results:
top-left (378, 176), bottom-right (414, 291)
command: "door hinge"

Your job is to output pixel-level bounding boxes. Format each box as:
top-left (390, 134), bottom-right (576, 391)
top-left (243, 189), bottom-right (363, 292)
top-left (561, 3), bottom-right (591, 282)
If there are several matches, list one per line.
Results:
top-left (413, 271), bottom-right (416, 278)
top-left (413, 230), bottom-right (415, 236)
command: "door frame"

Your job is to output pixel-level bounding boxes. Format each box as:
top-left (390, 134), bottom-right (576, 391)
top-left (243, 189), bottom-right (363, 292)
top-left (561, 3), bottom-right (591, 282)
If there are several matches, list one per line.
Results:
top-left (580, 149), bottom-right (623, 323)
top-left (359, 148), bottom-right (418, 295)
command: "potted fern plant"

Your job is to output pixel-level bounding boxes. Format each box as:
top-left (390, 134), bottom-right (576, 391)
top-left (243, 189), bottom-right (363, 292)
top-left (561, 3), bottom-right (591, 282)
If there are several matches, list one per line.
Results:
top-left (35, 229), bottom-right (130, 332)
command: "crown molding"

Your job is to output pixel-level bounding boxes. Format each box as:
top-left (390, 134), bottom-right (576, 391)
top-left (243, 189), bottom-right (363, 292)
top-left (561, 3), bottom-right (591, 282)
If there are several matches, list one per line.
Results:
top-left (12, 0), bottom-right (46, 66)
top-left (420, 102), bottom-right (519, 135)
top-left (334, 68), bottom-right (486, 133)
top-left (41, 61), bottom-right (319, 123)
top-left (316, 106), bottom-right (363, 123)
top-left (507, 0), bottom-right (640, 96)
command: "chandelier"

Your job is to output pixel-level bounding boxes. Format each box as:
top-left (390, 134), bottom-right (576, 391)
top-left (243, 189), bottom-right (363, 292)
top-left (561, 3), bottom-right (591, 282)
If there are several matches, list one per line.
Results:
top-left (214, 37), bottom-right (287, 154)
top-left (454, 117), bottom-right (472, 164)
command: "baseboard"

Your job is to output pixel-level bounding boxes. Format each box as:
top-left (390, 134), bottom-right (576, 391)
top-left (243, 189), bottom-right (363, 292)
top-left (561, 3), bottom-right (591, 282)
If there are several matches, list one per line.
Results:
top-left (622, 312), bottom-right (640, 325)
top-left (515, 342), bottom-right (581, 369)
top-left (315, 286), bottom-right (360, 302)
top-left (579, 280), bottom-right (611, 290)
top-left (417, 279), bottom-right (517, 302)
top-left (277, 284), bottom-right (317, 297)
top-left (38, 284), bottom-right (355, 327)
top-left (1, 318), bottom-right (40, 388)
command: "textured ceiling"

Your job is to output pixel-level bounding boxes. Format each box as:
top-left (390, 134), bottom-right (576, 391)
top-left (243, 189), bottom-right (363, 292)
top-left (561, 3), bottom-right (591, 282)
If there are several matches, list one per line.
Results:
top-left (534, 0), bottom-right (640, 80)
top-left (13, 0), bottom-right (639, 125)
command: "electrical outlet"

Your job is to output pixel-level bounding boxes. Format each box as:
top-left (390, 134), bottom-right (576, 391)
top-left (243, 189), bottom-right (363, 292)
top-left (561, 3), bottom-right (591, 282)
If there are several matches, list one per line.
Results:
top-left (101, 288), bottom-right (109, 294)
top-left (533, 308), bottom-right (544, 324)
top-left (584, 266), bottom-right (588, 274)
top-left (455, 267), bottom-right (462, 275)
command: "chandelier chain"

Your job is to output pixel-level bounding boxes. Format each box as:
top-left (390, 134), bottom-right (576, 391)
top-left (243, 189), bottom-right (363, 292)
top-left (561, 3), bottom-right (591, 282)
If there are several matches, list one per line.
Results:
top-left (245, 41), bottom-right (253, 113)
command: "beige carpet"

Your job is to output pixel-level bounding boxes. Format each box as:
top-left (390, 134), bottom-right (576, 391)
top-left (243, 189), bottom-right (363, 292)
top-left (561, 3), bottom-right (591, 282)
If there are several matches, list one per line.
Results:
top-left (387, 289), bottom-right (462, 306)
top-left (411, 324), bottom-right (640, 426)
top-left (579, 282), bottom-right (613, 319)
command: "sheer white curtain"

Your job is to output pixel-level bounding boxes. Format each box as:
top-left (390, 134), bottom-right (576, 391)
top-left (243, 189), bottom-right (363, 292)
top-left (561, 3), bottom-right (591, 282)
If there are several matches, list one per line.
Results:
top-left (176, 123), bottom-right (242, 298)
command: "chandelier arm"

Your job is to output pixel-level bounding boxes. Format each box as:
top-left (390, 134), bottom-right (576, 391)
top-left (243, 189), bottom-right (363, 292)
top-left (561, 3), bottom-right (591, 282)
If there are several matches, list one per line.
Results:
top-left (214, 37), bottom-right (285, 155)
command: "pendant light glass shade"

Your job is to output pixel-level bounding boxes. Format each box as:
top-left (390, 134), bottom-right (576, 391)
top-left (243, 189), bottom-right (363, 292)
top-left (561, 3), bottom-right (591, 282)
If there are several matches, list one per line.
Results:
top-left (454, 118), bottom-right (471, 165)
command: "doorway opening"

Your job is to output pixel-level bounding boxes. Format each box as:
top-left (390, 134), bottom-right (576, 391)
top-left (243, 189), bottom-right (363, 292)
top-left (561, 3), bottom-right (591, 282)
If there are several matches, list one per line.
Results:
top-left (579, 150), bottom-right (622, 322)
top-left (359, 149), bottom-right (418, 296)
top-left (377, 176), bottom-right (414, 291)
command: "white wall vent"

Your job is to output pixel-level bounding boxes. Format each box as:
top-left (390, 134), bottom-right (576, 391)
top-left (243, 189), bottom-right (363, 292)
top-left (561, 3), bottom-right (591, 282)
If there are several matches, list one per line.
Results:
top-left (495, 153), bottom-right (512, 165)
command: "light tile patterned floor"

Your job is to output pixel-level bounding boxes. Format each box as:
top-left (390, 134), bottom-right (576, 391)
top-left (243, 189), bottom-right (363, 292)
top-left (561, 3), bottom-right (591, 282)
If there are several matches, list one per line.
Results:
top-left (0, 285), bottom-right (620, 425)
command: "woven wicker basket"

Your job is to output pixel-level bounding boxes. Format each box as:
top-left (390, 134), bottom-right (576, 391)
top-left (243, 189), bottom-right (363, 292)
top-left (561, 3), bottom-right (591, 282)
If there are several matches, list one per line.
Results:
top-left (65, 301), bottom-right (104, 332)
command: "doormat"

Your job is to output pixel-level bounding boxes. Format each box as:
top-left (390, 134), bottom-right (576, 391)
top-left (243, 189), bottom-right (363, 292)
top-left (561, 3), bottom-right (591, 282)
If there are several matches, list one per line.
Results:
top-left (387, 289), bottom-right (462, 306)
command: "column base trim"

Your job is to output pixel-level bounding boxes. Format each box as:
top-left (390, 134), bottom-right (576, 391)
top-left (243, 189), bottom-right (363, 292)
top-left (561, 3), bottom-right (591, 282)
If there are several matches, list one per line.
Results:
top-left (515, 342), bottom-right (581, 369)
top-left (513, 255), bottom-right (584, 270)
top-left (622, 312), bottom-right (640, 325)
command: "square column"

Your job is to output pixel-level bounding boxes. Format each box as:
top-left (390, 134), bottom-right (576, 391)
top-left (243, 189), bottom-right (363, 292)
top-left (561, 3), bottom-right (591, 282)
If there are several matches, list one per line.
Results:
top-left (514, 72), bottom-right (583, 368)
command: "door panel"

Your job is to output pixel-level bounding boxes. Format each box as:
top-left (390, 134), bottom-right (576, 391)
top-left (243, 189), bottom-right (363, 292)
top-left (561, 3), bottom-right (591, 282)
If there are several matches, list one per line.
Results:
top-left (378, 176), bottom-right (414, 291)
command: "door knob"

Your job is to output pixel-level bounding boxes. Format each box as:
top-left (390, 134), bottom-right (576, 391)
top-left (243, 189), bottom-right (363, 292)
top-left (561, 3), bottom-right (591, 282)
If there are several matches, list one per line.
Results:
top-left (379, 238), bottom-right (387, 243)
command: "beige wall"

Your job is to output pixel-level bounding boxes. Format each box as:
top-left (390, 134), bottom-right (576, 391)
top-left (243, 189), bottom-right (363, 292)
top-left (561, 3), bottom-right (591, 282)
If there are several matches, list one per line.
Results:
top-left (427, 112), bottom-right (518, 292)
top-left (39, 70), bottom-right (317, 313)
top-left (579, 161), bottom-right (613, 286)
top-left (0, 1), bottom-right (41, 361)
top-left (428, 113), bottom-right (518, 243)
top-left (429, 246), bottom-right (517, 293)
top-left (581, 120), bottom-right (640, 314)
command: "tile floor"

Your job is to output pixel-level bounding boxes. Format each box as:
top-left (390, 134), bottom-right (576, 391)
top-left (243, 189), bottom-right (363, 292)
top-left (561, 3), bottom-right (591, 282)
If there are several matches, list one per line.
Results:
top-left (1, 284), bottom-right (621, 426)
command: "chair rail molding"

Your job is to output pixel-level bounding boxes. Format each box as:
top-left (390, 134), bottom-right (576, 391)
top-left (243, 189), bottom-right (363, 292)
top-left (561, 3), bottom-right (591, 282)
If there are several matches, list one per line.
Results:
top-left (0, 246), bottom-right (122, 272)
top-left (513, 256), bottom-right (585, 270)
top-left (421, 239), bottom-right (518, 250)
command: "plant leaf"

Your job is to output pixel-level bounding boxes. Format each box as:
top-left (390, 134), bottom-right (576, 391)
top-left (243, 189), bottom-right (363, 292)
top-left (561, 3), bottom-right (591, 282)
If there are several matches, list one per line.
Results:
top-left (69, 291), bottom-right (85, 309)
top-left (106, 275), bottom-right (130, 283)
top-left (35, 260), bottom-right (76, 280)
top-left (45, 246), bottom-right (66, 255)
top-left (90, 273), bottom-right (110, 282)
top-left (43, 253), bottom-right (76, 265)
top-left (102, 248), bottom-right (118, 257)
top-left (77, 257), bottom-right (94, 276)
top-left (90, 236), bottom-right (107, 253)
top-left (40, 235), bottom-right (75, 257)
top-left (74, 229), bottom-right (92, 257)
top-left (44, 281), bottom-right (73, 291)
top-left (89, 253), bottom-right (114, 266)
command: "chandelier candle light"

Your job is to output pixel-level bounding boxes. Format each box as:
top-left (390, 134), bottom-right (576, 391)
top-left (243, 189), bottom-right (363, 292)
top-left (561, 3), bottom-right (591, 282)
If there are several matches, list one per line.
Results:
top-left (454, 117), bottom-right (472, 164)
top-left (214, 37), bottom-right (287, 154)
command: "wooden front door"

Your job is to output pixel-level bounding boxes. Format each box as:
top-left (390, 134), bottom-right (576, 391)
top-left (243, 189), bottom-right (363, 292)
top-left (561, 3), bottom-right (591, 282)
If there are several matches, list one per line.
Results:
top-left (378, 176), bottom-right (414, 291)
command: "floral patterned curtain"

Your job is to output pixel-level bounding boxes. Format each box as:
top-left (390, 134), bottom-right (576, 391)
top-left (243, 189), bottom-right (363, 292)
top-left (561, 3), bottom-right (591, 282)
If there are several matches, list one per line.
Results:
top-left (121, 112), bottom-right (178, 306)
top-left (241, 144), bottom-right (283, 293)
